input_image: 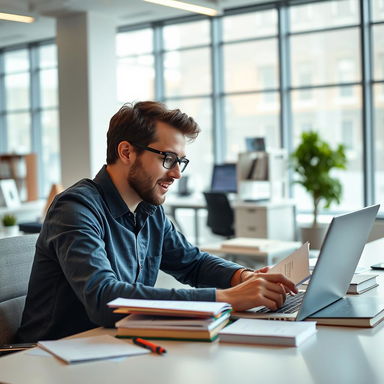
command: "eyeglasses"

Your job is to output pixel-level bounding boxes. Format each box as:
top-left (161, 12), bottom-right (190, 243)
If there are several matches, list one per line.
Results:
top-left (131, 143), bottom-right (190, 173)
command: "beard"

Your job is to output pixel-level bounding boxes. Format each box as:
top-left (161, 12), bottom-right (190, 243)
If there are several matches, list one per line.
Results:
top-left (128, 157), bottom-right (172, 206)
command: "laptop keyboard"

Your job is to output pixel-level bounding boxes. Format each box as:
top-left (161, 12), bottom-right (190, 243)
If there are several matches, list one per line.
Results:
top-left (254, 291), bottom-right (305, 314)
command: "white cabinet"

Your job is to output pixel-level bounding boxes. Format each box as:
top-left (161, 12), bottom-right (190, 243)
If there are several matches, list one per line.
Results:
top-left (237, 150), bottom-right (288, 201)
top-left (234, 201), bottom-right (296, 241)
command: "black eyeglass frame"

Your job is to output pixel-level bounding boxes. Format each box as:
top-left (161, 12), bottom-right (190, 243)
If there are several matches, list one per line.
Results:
top-left (131, 142), bottom-right (190, 173)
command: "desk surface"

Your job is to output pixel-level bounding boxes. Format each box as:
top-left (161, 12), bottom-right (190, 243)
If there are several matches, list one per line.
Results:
top-left (165, 193), bottom-right (295, 209)
top-left (1, 238), bottom-right (384, 384)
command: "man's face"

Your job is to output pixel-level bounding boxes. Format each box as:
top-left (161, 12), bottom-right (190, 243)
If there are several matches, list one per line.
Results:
top-left (128, 121), bottom-right (187, 205)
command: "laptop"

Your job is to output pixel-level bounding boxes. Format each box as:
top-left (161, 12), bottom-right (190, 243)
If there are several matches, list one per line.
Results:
top-left (233, 204), bottom-right (380, 322)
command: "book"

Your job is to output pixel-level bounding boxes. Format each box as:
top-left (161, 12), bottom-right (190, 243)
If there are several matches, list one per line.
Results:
top-left (115, 311), bottom-right (230, 341)
top-left (302, 273), bottom-right (378, 295)
top-left (219, 319), bottom-right (317, 347)
top-left (37, 335), bottom-right (149, 364)
top-left (221, 237), bottom-right (279, 251)
top-left (347, 274), bottom-right (378, 294)
top-left (253, 153), bottom-right (268, 180)
top-left (246, 158), bottom-right (258, 180)
top-left (221, 237), bottom-right (301, 253)
top-left (108, 298), bottom-right (232, 318)
top-left (307, 296), bottom-right (384, 328)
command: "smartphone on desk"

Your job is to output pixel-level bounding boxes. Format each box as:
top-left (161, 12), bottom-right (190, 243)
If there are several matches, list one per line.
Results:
top-left (0, 343), bottom-right (37, 356)
top-left (370, 263), bottom-right (384, 270)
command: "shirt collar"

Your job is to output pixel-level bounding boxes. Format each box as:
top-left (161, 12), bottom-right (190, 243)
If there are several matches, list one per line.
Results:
top-left (93, 165), bottom-right (157, 218)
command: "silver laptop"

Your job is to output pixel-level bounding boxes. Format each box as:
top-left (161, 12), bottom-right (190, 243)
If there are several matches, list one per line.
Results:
top-left (234, 204), bottom-right (380, 321)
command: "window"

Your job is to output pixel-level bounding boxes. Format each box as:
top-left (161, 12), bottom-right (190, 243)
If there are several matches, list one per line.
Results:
top-left (4, 49), bottom-right (30, 152)
top-left (113, 0), bottom-right (381, 216)
top-left (2, 0), bottom-right (380, 214)
top-left (0, 42), bottom-right (59, 197)
top-left (222, 9), bottom-right (279, 158)
top-left (290, 0), bottom-right (358, 32)
top-left (163, 20), bottom-right (213, 191)
top-left (39, 44), bottom-right (60, 196)
top-left (373, 21), bottom-right (384, 211)
top-left (116, 29), bottom-right (154, 104)
top-left (290, 0), bottom-right (363, 211)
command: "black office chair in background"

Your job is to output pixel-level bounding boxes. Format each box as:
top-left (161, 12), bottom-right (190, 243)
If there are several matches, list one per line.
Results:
top-left (203, 192), bottom-right (234, 238)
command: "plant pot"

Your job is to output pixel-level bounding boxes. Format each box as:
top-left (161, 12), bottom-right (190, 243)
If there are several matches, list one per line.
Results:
top-left (300, 224), bottom-right (328, 250)
top-left (2, 225), bottom-right (19, 238)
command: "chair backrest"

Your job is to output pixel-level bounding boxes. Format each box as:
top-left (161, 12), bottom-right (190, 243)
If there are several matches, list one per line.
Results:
top-left (0, 234), bottom-right (38, 344)
top-left (203, 192), bottom-right (234, 237)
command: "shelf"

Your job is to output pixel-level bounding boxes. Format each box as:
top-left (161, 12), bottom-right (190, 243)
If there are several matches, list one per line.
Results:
top-left (0, 153), bottom-right (38, 202)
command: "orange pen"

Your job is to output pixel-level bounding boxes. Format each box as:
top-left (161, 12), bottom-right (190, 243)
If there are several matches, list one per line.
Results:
top-left (132, 337), bottom-right (167, 355)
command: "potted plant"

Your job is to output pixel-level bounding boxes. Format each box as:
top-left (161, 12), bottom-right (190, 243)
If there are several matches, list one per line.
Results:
top-left (291, 131), bottom-right (347, 249)
top-left (2, 214), bottom-right (19, 237)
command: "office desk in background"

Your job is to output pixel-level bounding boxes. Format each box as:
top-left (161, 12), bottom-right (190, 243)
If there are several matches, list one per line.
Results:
top-left (165, 194), bottom-right (296, 245)
top-left (1, 238), bottom-right (384, 384)
top-left (200, 239), bottom-right (301, 266)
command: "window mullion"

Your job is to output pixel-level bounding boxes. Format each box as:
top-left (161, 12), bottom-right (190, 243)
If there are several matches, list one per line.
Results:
top-left (29, 45), bottom-right (43, 197)
top-left (211, 17), bottom-right (225, 163)
top-left (0, 52), bottom-right (6, 152)
top-left (153, 24), bottom-right (164, 102)
top-left (360, 0), bottom-right (375, 205)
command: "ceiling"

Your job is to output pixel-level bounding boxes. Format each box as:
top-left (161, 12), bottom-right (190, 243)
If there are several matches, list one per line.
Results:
top-left (0, 0), bottom-right (269, 48)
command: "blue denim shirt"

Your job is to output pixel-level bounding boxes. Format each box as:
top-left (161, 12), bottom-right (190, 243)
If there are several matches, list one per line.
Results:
top-left (18, 166), bottom-right (242, 342)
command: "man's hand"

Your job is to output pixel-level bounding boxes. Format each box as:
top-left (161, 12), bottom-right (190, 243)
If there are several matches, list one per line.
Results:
top-left (217, 273), bottom-right (298, 312)
top-left (230, 266), bottom-right (270, 286)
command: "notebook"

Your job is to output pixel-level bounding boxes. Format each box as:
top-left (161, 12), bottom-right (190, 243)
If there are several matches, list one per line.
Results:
top-left (232, 204), bottom-right (381, 323)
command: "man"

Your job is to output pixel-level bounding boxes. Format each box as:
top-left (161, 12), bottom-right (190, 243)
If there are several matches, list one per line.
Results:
top-left (18, 101), bottom-right (296, 342)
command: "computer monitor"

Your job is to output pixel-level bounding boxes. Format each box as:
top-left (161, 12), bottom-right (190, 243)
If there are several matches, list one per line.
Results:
top-left (210, 163), bottom-right (237, 193)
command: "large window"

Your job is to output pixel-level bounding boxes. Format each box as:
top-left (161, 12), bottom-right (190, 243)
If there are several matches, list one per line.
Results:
top-left (373, 3), bottom-right (384, 211)
top-left (116, 20), bottom-right (213, 192)
top-left (290, 1), bottom-right (363, 212)
top-left (4, 49), bottom-right (31, 152)
top-left (0, 42), bottom-right (59, 197)
top-left (222, 10), bottom-right (280, 160)
top-left (3, 0), bottom-right (381, 214)
top-left (116, 28), bottom-right (154, 104)
top-left (115, 0), bottom-right (383, 215)
top-left (163, 20), bottom-right (213, 191)
top-left (38, 44), bottom-right (60, 196)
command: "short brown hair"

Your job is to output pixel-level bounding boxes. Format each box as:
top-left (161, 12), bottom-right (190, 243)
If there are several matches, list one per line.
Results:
top-left (106, 101), bottom-right (200, 164)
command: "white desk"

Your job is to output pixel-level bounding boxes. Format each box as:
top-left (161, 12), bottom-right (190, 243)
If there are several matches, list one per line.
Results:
top-left (201, 240), bottom-right (301, 266)
top-left (165, 194), bottom-right (296, 245)
top-left (1, 238), bottom-right (384, 384)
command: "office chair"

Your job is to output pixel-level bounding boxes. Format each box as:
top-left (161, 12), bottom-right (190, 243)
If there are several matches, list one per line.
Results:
top-left (203, 192), bottom-right (235, 238)
top-left (0, 234), bottom-right (38, 344)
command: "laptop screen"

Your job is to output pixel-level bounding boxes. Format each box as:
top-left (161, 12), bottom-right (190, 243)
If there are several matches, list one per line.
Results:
top-left (296, 204), bottom-right (380, 321)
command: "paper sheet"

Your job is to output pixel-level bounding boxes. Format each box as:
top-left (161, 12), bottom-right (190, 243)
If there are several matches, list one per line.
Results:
top-left (37, 335), bottom-right (149, 364)
top-left (268, 242), bottom-right (310, 286)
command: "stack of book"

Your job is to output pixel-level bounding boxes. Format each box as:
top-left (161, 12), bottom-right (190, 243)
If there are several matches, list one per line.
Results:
top-left (303, 273), bottom-right (378, 294)
top-left (108, 298), bottom-right (232, 342)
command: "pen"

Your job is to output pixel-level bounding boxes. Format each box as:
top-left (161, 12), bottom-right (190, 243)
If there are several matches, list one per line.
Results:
top-left (132, 337), bottom-right (167, 355)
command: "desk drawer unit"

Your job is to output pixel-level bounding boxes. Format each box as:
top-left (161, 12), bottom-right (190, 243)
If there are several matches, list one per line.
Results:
top-left (235, 204), bottom-right (294, 240)
top-left (235, 207), bottom-right (267, 238)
